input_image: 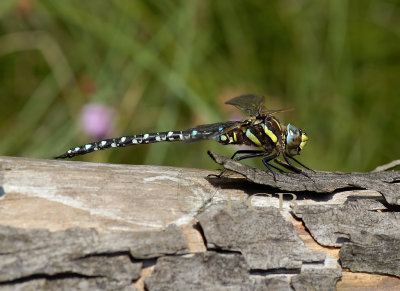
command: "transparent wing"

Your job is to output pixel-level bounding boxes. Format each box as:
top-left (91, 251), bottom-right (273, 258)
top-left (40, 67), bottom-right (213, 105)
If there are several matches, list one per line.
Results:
top-left (226, 94), bottom-right (295, 117)
top-left (267, 108), bottom-right (294, 116)
top-left (225, 94), bottom-right (266, 117)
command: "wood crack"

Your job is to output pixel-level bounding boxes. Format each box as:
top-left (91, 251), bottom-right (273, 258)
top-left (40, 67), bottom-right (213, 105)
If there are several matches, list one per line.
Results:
top-left (208, 151), bottom-right (400, 205)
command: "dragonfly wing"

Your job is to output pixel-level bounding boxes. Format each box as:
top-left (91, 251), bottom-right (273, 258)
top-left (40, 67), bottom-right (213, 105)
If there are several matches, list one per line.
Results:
top-left (225, 94), bottom-right (266, 116)
top-left (267, 108), bottom-right (294, 116)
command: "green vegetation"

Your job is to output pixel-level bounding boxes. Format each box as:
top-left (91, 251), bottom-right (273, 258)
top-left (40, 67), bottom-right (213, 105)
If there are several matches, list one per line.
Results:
top-left (0, 0), bottom-right (399, 172)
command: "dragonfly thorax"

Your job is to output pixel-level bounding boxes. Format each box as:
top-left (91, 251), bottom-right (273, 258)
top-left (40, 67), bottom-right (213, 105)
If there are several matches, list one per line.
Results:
top-left (286, 124), bottom-right (308, 156)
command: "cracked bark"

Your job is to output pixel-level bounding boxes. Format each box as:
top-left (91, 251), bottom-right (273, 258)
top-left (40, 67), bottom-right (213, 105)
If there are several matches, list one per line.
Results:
top-left (1, 156), bottom-right (399, 289)
top-left (208, 151), bottom-right (400, 205)
top-left (0, 224), bottom-right (189, 289)
top-left (208, 152), bottom-right (400, 280)
top-left (293, 199), bottom-right (400, 277)
top-left (196, 203), bottom-right (326, 270)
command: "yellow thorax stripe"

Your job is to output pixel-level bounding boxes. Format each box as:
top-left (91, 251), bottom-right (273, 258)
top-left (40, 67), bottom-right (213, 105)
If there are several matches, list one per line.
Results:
top-left (261, 123), bottom-right (278, 143)
top-left (245, 129), bottom-right (262, 146)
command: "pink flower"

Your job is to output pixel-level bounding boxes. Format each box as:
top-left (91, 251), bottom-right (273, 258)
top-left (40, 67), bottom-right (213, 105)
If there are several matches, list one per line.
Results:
top-left (80, 103), bottom-right (114, 140)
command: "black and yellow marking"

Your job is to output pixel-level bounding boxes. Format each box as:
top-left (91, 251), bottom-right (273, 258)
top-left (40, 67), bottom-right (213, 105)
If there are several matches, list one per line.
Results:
top-left (245, 129), bottom-right (262, 147)
top-left (261, 123), bottom-right (278, 143)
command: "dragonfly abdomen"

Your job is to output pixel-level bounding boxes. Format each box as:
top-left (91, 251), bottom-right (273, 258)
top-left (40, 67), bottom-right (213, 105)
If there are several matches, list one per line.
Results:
top-left (55, 130), bottom-right (197, 159)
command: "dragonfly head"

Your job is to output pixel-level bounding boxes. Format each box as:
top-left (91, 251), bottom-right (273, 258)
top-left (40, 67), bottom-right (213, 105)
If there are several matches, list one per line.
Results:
top-left (286, 124), bottom-right (308, 156)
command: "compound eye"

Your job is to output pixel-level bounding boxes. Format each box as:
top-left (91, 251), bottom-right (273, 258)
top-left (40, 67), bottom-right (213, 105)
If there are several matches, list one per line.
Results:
top-left (286, 124), bottom-right (301, 148)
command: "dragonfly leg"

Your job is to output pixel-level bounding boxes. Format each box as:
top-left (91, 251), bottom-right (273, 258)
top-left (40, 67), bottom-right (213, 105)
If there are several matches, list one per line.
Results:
top-left (232, 152), bottom-right (282, 181)
top-left (280, 153), bottom-right (312, 179)
top-left (262, 153), bottom-right (280, 181)
top-left (229, 150), bottom-right (265, 160)
top-left (207, 150), bottom-right (265, 178)
top-left (266, 161), bottom-right (286, 173)
top-left (207, 168), bottom-right (228, 179)
top-left (275, 158), bottom-right (301, 173)
top-left (286, 155), bottom-right (315, 172)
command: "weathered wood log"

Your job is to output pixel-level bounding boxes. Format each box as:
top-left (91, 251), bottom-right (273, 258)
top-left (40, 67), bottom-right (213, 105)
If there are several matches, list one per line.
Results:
top-left (0, 224), bottom-right (187, 288)
top-left (208, 151), bottom-right (400, 205)
top-left (197, 204), bottom-right (326, 270)
top-left (0, 156), bottom-right (399, 290)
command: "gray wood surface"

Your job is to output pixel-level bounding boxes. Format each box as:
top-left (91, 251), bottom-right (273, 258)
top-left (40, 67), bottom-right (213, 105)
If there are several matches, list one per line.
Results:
top-left (208, 151), bottom-right (400, 205)
top-left (1, 156), bottom-right (399, 290)
top-left (197, 204), bottom-right (325, 270)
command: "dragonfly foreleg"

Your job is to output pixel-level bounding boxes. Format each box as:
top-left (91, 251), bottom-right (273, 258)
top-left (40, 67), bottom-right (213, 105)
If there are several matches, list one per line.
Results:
top-left (207, 150), bottom-right (265, 178)
top-left (286, 155), bottom-right (314, 172)
top-left (278, 154), bottom-right (312, 179)
top-left (261, 153), bottom-right (280, 181)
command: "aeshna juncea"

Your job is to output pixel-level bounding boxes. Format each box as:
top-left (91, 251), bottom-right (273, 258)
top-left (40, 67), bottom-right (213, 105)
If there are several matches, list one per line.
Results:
top-left (55, 94), bottom-right (310, 177)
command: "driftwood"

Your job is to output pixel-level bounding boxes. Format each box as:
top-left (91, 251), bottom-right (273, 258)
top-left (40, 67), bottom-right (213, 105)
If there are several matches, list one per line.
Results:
top-left (197, 204), bottom-right (326, 270)
top-left (146, 251), bottom-right (341, 291)
top-left (1, 156), bottom-right (400, 290)
top-left (294, 199), bottom-right (400, 277)
top-left (0, 224), bottom-right (188, 290)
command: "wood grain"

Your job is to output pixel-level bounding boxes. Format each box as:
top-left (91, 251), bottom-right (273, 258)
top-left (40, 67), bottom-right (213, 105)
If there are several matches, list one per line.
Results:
top-left (1, 156), bottom-right (399, 290)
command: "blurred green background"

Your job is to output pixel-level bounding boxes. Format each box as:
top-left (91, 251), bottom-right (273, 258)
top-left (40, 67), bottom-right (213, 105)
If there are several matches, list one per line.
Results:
top-left (0, 0), bottom-right (399, 172)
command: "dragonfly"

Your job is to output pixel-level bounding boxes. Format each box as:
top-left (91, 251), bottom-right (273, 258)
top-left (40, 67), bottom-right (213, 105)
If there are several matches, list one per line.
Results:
top-left (55, 94), bottom-right (311, 178)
